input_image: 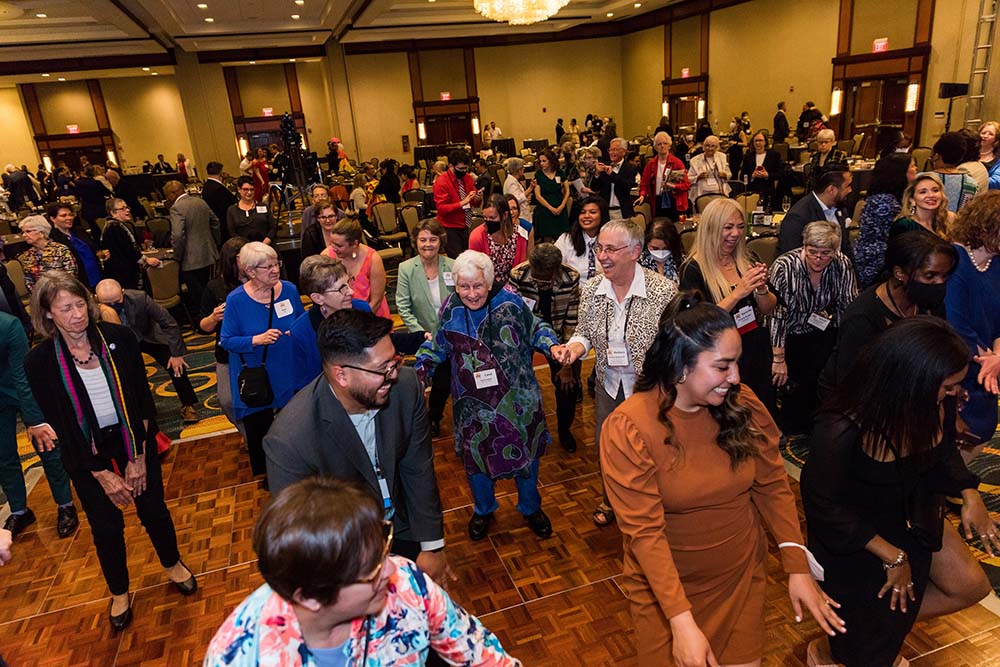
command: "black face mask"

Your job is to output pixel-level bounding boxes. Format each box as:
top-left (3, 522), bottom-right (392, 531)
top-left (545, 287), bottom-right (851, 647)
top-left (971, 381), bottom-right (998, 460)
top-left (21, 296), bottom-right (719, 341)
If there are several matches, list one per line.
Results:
top-left (905, 280), bottom-right (947, 310)
top-left (485, 219), bottom-right (501, 234)
top-left (453, 168), bottom-right (467, 178)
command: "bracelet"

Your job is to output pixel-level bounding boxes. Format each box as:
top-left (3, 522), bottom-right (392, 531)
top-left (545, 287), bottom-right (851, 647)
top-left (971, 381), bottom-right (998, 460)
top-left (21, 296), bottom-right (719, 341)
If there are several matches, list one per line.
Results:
top-left (754, 286), bottom-right (769, 295)
top-left (883, 550), bottom-right (908, 570)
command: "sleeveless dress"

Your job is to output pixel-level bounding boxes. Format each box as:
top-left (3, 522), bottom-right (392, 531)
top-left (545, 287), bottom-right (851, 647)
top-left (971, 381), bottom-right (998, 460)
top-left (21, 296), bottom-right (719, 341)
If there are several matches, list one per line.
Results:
top-left (322, 245), bottom-right (391, 318)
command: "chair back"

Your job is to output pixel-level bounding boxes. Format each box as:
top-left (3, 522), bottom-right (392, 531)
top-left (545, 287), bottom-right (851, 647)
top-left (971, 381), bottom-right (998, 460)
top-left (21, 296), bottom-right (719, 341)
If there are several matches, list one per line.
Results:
top-left (146, 260), bottom-right (181, 309)
top-left (852, 133), bottom-right (865, 154)
top-left (497, 167), bottom-right (507, 185)
top-left (680, 228), bottom-right (697, 255)
top-left (911, 147), bottom-right (933, 172)
top-left (629, 214), bottom-right (647, 235)
top-left (95, 217), bottom-right (108, 233)
top-left (837, 139), bottom-right (855, 155)
top-left (402, 189), bottom-right (425, 205)
top-left (634, 201), bottom-right (652, 226)
top-left (372, 202), bottom-right (399, 235)
top-left (852, 198), bottom-right (866, 226)
top-left (735, 192), bottom-right (760, 220)
top-left (695, 194), bottom-right (725, 214)
top-left (145, 216), bottom-right (171, 237)
top-left (727, 179), bottom-right (746, 196)
top-left (772, 142), bottom-right (789, 162)
top-left (0, 218), bottom-right (11, 235)
top-left (400, 205), bottom-right (421, 237)
top-left (4, 260), bottom-right (28, 299)
top-left (746, 234), bottom-right (779, 266)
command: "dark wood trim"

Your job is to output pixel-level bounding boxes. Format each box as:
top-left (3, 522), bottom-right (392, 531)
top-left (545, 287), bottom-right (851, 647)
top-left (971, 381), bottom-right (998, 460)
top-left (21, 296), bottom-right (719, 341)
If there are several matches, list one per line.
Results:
top-left (18, 84), bottom-right (47, 136)
top-left (87, 80), bottom-right (111, 131)
top-left (831, 44), bottom-right (931, 65)
top-left (837, 0), bottom-right (853, 57)
top-left (700, 13), bottom-right (710, 75)
top-left (107, 0), bottom-right (175, 53)
top-left (196, 44), bottom-right (327, 64)
top-left (914, 0), bottom-right (935, 45)
top-left (407, 52), bottom-right (422, 103)
top-left (663, 23), bottom-right (671, 81)
top-left (222, 67), bottom-right (244, 118)
top-left (0, 52), bottom-right (174, 76)
top-left (464, 48), bottom-right (477, 99)
top-left (284, 62), bottom-right (303, 114)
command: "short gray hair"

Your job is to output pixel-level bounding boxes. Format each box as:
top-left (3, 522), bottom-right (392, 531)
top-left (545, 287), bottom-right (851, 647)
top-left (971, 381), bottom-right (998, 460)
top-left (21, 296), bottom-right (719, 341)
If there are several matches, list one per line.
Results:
top-left (506, 157), bottom-right (524, 173)
top-left (299, 254), bottom-right (348, 295)
top-left (601, 218), bottom-right (644, 250)
top-left (703, 135), bottom-right (720, 148)
top-left (238, 241), bottom-right (278, 269)
top-left (452, 250), bottom-right (494, 288)
top-left (802, 220), bottom-right (841, 250)
top-left (610, 137), bottom-right (628, 151)
top-left (653, 131), bottom-right (671, 144)
top-left (816, 128), bottom-right (836, 142)
top-left (19, 215), bottom-right (51, 237)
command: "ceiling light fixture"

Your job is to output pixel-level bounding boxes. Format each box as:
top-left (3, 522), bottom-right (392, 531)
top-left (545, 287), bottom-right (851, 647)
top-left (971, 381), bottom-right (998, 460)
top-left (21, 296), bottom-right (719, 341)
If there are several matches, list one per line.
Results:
top-left (295, 0), bottom-right (305, 4)
top-left (204, 17), bottom-right (214, 22)
top-left (289, 58), bottom-right (296, 62)
top-left (41, 73), bottom-right (50, 77)
top-left (151, 72), bottom-right (158, 76)
top-left (141, 67), bottom-right (150, 71)
top-left (197, 3), bottom-right (208, 8)
top-left (58, 77), bottom-right (65, 81)
top-left (474, 0), bottom-right (569, 25)
top-left (633, 2), bottom-right (641, 7)
top-left (36, 13), bottom-right (47, 18)
top-left (249, 60), bottom-right (256, 64)
top-left (291, 14), bottom-right (300, 18)
top-left (606, 11), bottom-right (614, 16)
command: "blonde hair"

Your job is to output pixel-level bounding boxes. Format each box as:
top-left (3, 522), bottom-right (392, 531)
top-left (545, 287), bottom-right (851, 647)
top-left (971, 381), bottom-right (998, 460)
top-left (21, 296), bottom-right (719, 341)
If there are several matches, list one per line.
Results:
top-left (897, 173), bottom-right (950, 236)
top-left (682, 198), bottom-right (752, 303)
top-left (980, 121), bottom-right (1000, 161)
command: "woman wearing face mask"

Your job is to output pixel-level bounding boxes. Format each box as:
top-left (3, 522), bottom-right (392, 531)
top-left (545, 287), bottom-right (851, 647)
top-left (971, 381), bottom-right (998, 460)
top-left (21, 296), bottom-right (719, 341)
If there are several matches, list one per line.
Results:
top-left (821, 231), bottom-right (958, 394)
top-left (769, 221), bottom-right (858, 437)
top-left (468, 194), bottom-right (530, 285)
top-left (890, 173), bottom-right (954, 239)
top-left (637, 218), bottom-right (682, 284)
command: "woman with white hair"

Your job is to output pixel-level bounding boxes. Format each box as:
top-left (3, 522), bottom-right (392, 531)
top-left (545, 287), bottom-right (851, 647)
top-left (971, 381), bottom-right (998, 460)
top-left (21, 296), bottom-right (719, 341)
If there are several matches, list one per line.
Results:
top-left (769, 220), bottom-right (858, 436)
top-left (806, 128), bottom-right (848, 191)
top-left (221, 242), bottom-right (306, 481)
top-left (687, 135), bottom-right (732, 201)
top-left (415, 250), bottom-right (568, 542)
top-left (16, 215), bottom-right (77, 293)
top-left (503, 157), bottom-right (532, 222)
top-left (635, 131), bottom-right (690, 220)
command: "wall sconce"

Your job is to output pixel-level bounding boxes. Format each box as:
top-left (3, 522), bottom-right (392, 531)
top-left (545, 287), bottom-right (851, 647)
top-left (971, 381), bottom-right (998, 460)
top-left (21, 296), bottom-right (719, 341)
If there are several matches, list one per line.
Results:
top-left (905, 83), bottom-right (919, 113)
top-left (697, 99), bottom-right (706, 119)
top-left (830, 88), bottom-right (843, 116)
top-left (238, 137), bottom-right (249, 157)
top-left (42, 156), bottom-right (53, 171)
top-left (106, 150), bottom-right (117, 166)
top-left (471, 117), bottom-right (480, 135)
top-left (417, 122), bottom-right (427, 141)
top-left (661, 101), bottom-right (669, 118)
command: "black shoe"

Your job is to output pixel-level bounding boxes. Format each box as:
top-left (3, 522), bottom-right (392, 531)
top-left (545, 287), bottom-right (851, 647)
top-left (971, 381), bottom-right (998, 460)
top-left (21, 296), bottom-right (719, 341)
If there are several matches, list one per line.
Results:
top-left (559, 430), bottom-right (577, 453)
top-left (468, 512), bottom-right (493, 541)
top-left (3, 508), bottom-right (36, 538)
top-left (171, 560), bottom-right (198, 595)
top-left (109, 598), bottom-right (132, 632)
top-left (430, 420), bottom-right (441, 438)
top-left (56, 505), bottom-right (79, 538)
top-left (586, 375), bottom-right (596, 394)
top-left (525, 510), bottom-right (553, 538)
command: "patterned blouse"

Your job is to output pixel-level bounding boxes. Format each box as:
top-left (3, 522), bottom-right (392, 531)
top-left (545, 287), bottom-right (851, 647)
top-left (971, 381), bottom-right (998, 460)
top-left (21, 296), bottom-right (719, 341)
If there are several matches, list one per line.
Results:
top-left (487, 231), bottom-right (518, 285)
top-left (204, 556), bottom-right (520, 667)
top-left (18, 240), bottom-right (77, 292)
top-left (768, 249), bottom-right (858, 348)
top-left (638, 248), bottom-right (679, 284)
top-left (852, 193), bottom-right (901, 288)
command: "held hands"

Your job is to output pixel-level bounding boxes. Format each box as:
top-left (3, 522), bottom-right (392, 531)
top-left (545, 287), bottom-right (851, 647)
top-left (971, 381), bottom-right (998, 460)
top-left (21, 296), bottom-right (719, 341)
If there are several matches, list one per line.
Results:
top-left (167, 356), bottom-right (189, 378)
top-left (787, 573), bottom-right (846, 636)
top-left (552, 342), bottom-right (585, 366)
top-left (252, 329), bottom-right (287, 346)
top-left (960, 489), bottom-right (1000, 556)
top-left (669, 612), bottom-right (720, 667)
top-left (735, 263), bottom-right (769, 300)
top-left (27, 423), bottom-right (58, 452)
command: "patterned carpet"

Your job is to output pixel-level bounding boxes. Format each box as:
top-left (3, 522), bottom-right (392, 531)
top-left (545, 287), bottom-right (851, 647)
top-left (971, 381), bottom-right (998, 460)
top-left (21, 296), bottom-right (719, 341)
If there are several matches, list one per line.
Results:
top-left (780, 423), bottom-right (1000, 598)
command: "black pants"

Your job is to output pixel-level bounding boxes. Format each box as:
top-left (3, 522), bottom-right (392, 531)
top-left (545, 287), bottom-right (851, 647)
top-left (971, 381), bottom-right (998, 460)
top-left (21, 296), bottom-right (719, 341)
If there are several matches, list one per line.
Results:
top-left (444, 227), bottom-right (469, 259)
top-left (782, 326), bottom-right (837, 435)
top-left (71, 432), bottom-right (180, 595)
top-left (140, 340), bottom-right (198, 407)
top-left (428, 362), bottom-right (452, 424)
top-left (181, 266), bottom-right (212, 312)
top-left (548, 358), bottom-right (580, 436)
top-left (243, 408), bottom-right (275, 477)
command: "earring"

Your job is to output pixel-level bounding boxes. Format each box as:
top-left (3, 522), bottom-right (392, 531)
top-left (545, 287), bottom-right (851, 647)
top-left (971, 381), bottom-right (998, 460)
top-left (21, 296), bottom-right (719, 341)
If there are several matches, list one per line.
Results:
top-left (910, 204), bottom-right (917, 216)
top-left (678, 372), bottom-right (687, 384)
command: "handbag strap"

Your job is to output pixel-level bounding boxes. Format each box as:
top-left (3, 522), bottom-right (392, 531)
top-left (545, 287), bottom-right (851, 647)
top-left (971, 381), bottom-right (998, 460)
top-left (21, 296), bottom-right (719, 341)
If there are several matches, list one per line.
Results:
top-left (238, 285), bottom-right (276, 368)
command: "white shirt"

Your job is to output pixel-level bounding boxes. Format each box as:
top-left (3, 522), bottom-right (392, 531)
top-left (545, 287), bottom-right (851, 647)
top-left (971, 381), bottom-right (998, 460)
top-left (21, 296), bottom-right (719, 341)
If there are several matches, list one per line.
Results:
top-left (77, 365), bottom-right (119, 428)
top-left (608, 162), bottom-right (623, 209)
top-left (812, 192), bottom-right (838, 223)
top-left (568, 265), bottom-right (647, 399)
top-left (503, 174), bottom-right (531, 222)
top-left (654, 158), bottom-right (671, 195)
top-left (688, 153), bottom-right (731, 199)
top-left (427, 277), bottom-right (442, 311)
top-left (555, 232), bottom-right (602, 285)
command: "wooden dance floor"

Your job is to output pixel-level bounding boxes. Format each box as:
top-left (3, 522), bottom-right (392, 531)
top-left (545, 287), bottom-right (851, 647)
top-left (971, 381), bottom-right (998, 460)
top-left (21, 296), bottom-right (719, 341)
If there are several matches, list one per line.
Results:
top-left (1, 359), bottom-right (998, 666)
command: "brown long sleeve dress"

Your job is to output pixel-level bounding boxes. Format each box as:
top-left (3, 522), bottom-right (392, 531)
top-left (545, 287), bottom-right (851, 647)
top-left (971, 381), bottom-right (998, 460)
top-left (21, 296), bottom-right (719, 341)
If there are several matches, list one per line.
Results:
top-left (600, 386), bottom-right (809, 666)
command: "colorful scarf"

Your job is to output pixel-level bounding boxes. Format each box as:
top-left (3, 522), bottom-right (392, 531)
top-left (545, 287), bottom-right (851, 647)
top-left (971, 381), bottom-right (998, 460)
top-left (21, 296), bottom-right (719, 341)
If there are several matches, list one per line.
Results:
top-left (54, 328), bottom-right (138, 462)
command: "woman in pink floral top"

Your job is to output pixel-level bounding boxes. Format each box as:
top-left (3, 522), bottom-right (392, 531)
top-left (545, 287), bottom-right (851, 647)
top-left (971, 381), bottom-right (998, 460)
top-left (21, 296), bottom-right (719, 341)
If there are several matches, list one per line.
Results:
top-left (204, 478), bottom-right (519, 667)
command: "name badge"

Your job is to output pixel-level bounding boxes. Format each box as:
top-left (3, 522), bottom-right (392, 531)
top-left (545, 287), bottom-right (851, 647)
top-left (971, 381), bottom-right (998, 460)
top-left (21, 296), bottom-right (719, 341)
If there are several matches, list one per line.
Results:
top-left (255, 205), bottom-right (268, 214)
top-left (808, 312), bottom-right (832, 331)
top-left (517, 225), bottom-right (529, 239)
top-left (273, 299), bottom-right (294, 318)
top-left (462, 203), bottom-right (472, 210)
top-left (734, 305), bottom-right (757, 334)
top-left (443, 271), bottom-right (455, 286)
top-left (555, 176), bottom-right (562, 184)
top-left (607, 342), bottom-right (629, 367)
top-left (522, 296), bottom-right (537, 310)
top-left (474, 368), bottom-right (499, 389)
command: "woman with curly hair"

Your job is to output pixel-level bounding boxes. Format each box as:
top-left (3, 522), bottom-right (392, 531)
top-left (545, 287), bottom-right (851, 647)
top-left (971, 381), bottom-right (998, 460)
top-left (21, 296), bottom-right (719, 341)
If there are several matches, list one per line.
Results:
top-left (600, 291), bottom-right (844, 667)
top-left (889, 173), bottom-right (954, 240)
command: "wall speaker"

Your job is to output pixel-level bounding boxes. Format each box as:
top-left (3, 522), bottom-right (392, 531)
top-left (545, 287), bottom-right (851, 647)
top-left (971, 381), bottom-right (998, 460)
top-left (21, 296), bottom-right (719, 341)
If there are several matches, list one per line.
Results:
top-left (938, 83), bottom-right (969, 99)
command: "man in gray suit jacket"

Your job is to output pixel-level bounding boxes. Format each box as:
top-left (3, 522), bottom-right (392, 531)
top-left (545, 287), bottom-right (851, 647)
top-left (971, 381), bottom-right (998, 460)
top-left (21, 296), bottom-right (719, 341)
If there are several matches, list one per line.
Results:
top-left (264, 310), bottom-right (449, 581)
top-left (95, 279), bottom-right (201, 423)
top-left (164, 180), bottom-right (220, 310)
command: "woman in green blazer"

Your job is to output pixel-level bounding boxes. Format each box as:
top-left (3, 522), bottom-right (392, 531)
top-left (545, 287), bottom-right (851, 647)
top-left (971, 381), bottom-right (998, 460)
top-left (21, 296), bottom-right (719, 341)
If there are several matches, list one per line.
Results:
top-left (396, 219), bottom-right (455, 436)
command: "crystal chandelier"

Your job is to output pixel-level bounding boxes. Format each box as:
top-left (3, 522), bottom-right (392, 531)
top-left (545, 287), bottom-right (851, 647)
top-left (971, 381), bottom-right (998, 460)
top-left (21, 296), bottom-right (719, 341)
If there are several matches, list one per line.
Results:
top-left (473, 0), bottom-right (570, 25)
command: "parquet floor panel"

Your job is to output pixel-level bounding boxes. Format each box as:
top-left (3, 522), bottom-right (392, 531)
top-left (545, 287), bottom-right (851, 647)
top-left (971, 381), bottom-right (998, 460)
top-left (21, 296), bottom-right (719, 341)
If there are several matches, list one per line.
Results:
top-left (0, 526), bottom-right (71, 623)
top-left (0, 597), bottom-right (122, 667)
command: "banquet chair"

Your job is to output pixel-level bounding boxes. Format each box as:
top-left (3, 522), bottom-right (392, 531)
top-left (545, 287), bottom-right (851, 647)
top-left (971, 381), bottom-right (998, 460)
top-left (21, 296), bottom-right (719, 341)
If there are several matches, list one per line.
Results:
top-left (852, 198), bottom-right (866, 226)
top-left (146, 260), bottom-right (192, 327)
top-left (399, 206), bottom-right (420, 238)
top-left (747, 234), bottom-right (779, 267)
top-left (911, 147), bottom-right (934, 171)
top-left (772, 142), bottom-right (789, 162)
top-left (852, 133), bottom-right (865, 155)
top-left (634, 201), bottom-right (652, 226)
top-left (372, 202), bottom-right (409, 254)
top-left (837, 139), bottom-right (855, 155)
top-left (695, 194), bottom-right (725, 213)
top-left (144, 216), bottom-right (172, 247)
top-left (735, 192), bottom-right (760, 220)
top-left (680, 228), bottom-right (697, 255)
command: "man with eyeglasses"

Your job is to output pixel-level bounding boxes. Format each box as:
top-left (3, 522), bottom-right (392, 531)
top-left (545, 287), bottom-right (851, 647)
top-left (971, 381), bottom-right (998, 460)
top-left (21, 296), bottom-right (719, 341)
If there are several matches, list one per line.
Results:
top-left (266, 309), bottom-right (449, 585)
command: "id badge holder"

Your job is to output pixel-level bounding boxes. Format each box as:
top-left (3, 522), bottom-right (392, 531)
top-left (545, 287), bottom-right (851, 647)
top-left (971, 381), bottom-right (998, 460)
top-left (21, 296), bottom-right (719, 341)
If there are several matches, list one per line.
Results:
top-left (474, 368), bottom-right (499, 389)
top-left (607, 342), bottom-right (629, 367)
top-left (734, 305), bottom-right (757, 334)
top-left (808, 312), bottom-right (832, 331)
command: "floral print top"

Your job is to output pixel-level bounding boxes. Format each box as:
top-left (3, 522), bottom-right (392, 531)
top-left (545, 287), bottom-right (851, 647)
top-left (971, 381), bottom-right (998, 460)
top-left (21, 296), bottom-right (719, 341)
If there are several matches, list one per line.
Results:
top-left (204, 556), bottom-right (520, 667)
top-left (487, 232), bottom-right (518, 285)
top-left (18, 240), bottom-right (77, 292)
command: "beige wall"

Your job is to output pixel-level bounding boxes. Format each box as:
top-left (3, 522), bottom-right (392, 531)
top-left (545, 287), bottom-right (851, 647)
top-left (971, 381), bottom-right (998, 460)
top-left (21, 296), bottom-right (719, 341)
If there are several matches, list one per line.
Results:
top-left (173, 50), bottom-right (241, 175)
top-left (0, 87), bottom-right (39, 167)
top-left (622, 26), bottom-right (666, 137)
top-left (670, 16), bottom-right (701, 79)
top-left (35, 80), bottom-right (98, 134)
top-left (237, 64), bottom-right (291, 116)
top-left (476, 37), bottom-right (624, 144)
top-left (923, 0), bottom-right (980, 143)
top-left (850, 0), bottom-right (917, 54)
top-left (419, 49), bottom-right (467, 100)
top-left (709, 0), bottom-right (839, 139)
top-left (102, 76), bottom-right (193, 170)
top-left (345, 52), bottom-right (414, 163)
top-left (296, 60), bottom-right (335, 153)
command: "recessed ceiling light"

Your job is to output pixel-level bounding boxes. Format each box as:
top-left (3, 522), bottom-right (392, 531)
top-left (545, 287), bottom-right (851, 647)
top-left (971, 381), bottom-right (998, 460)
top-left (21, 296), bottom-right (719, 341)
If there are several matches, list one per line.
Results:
top-left (295, 0), bottom-right (305, 4)
top-left (141, 67), bottom-right (150, 71)
top-left (204, 17), bottom-right (214, 22)
top-left (249, 60), bottom-right (256, 64)
top-left (58, 77), bottom-right (65, 81)
top-left (291, 14), bottom-right (300, 19)
top-left (428, 0), bottom-right (435, 3)
top-left (35, 13), bottom-right (47, 18)
top-left (606, 11), bottom-right (614, 16)
top-left (289, 58), bottom-right (296, 62)
top-left (633, 2), bottom-right (641, 6)
top-left (41, 73), bottom-right (50, 77)
top-left (197, 3), bottom-right (208, 8)
top-left (151, 72), bottom-right (158, 76)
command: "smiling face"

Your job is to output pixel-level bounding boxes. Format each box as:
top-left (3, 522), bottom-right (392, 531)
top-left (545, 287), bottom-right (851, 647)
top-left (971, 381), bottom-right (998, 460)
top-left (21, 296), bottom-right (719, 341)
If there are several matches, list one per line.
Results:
top-left (674, 328), bottom-right (742, 411)
top-left (981, 124), bottom-right (997, 150)
top-left (578, 202), bottom-right (602, 235)
top-left (455, 269), bottom-right (489, 310)
top-left (313, 274), bottom-right (354, 313)
top-left (416, 229), bottom-right (441, 261)
top-left (752, 133), bottom-right (767, 154)
top-left (596, 227), bottom-right (640, 283)
top-left (238, 182), bottom-right (255, 203)
top-left (329, 234), bottom-right (358, 258)
top-left (49, 207), bottom-right (74, 233)
top-left (608, 141), bottom-right (626, 164)
top-left (110, 202), bottom-right (131, 223)
top-left (718, 211), bottom-right (745, 259)
top-left (912, 177), bottom-right (943, 213)
top-left (703, 138), bottom-right (719, 157)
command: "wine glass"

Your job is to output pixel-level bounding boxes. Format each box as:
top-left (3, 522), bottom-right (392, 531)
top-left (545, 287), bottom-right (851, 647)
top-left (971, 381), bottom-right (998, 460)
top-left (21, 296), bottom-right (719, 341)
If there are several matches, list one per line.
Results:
top-left (781, 196), bottom-right (791, 214)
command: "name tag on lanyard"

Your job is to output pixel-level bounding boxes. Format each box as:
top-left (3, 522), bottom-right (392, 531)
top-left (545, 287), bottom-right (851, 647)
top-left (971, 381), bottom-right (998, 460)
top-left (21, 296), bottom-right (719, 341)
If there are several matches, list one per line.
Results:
top-left (734, 305), bottom-right (757, 334)
top-left (808, 312), bottom-right (832, 331)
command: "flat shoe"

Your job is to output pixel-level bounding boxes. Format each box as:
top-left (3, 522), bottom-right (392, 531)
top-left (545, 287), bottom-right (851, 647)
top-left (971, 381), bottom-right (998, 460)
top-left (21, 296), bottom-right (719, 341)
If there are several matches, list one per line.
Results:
top-left (109, 599), bottom-right (132, 632)
top-left (171, 560), bottom-right (198, 595)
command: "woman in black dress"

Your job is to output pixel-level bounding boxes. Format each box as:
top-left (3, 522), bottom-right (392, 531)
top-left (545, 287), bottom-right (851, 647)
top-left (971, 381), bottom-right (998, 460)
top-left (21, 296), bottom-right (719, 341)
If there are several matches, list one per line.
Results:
top-left (801, 317), bottom-right (995, 667)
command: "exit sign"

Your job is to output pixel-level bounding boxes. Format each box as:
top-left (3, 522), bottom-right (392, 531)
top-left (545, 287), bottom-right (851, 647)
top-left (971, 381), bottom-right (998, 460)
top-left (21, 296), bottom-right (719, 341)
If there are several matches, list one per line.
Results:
top-left (262, 107), bottom-right (273, 117)
top-left (872, 37), bottom-right (889, 52)
top-left (66, 125), bottom-right (79, 134)
top-left (681, 68), bottom-right (690, 78)
top-left (440, 91), bottom-right (451, 101)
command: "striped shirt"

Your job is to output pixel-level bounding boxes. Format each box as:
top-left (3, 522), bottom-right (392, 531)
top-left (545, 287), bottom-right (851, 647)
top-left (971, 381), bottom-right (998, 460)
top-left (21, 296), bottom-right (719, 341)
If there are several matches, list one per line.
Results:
top-left (76, 365), bottom-right (119, 428)
top-left (768, 249), bottom-right (858, 348)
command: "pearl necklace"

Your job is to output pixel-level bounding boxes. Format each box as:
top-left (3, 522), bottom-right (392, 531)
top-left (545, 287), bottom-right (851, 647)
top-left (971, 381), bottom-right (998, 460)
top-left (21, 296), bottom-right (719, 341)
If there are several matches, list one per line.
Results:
top-left (963, 244), bottom-right (995, 272)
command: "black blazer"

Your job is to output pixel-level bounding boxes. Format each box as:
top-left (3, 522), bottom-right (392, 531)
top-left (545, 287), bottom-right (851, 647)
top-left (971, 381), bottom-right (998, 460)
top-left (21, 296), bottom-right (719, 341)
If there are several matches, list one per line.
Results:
top-left (594, 162), bottom-right (639, 217)
top-left (100, 220), bottom-right (143, 290)
top-left (264, 367), bottom-right (444, 545)
top-left (0, 262), bottom-right (29, 330)
top-left (738, 150), bottom-right (784, 187)
top-left (24, 323), bottom-right (157, 476)
top-left (773, 111), bottom-right (790, 144)
top-left (202, 179), bottom-right (237, 240)
top-left (777, 192), bottom-right (853, 259)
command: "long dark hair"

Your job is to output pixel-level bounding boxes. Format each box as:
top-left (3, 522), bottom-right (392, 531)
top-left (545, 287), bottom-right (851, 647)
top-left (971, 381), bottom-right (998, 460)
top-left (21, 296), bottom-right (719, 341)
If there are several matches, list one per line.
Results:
top-left (878, 230), bottom-right (958, 285)
top-left (635, 290), bottom-right (763, 468)
top-left (645, 218), bottom-right (684, 264)
top-left (824, 316), bottom-right (969, 460)
top-left (867, 152), bottom-right (914, 199)
top-left (221, 237), bottom-right (248, 291)
top-left (569, 194), bottom-right (608, 255)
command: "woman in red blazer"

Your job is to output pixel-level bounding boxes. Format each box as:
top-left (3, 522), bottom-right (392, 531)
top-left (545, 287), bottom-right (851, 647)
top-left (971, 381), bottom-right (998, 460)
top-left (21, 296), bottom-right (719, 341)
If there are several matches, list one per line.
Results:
top-left (636, 131), bottom-right (691, 221)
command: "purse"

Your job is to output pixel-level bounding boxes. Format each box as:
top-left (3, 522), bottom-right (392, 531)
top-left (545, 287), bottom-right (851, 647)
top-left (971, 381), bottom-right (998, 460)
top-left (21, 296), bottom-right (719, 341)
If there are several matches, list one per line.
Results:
top-left (901, 475), bottom-right (945, 551)
top-left (237, 287), bottom-right (275, 408)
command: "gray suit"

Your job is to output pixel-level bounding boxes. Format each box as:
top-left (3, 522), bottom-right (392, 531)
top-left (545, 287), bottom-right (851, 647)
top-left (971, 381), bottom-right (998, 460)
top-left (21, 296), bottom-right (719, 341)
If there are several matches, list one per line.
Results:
top-left (169, 193), bottom-right (220, 271)
top-left (117, 289), bottom-right (187, 357)
top-left (264, 367), bottom-right (444, 545)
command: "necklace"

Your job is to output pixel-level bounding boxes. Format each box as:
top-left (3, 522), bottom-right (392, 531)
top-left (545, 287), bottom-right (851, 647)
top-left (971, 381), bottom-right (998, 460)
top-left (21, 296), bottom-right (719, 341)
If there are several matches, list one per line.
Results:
top-left (963, 244), bottom-right (994, 272)
top-left (71, 349), bottom-right (96, 366)
top-left (884, 283), bottom-right (916, 318)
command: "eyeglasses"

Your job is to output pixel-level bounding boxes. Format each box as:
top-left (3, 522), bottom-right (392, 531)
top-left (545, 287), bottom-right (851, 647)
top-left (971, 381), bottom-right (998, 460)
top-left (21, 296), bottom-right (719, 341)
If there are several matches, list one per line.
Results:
top-left (594, 243), bottom-right (629, 256)
top-left (804, 247), bottom-right (835, 260)
top-left (317, 214), bottom-right (338, 220)
top-left (342, 354), bottom-right (403, 382)
top-left (113, 206), bottom-right (129, 212)
top-left (252, 260), bottom-right (283, 271)
top-left (357, 520), bottom-right (394, 584)
top-left (324, 277), bottom-right (355, 297)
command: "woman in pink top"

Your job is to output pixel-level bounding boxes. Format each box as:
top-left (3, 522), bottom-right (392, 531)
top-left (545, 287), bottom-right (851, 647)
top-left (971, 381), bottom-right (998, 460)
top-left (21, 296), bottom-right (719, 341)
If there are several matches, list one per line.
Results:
top-left (469, 194), bottom-right (531, 284)
top-left (320, 216), bottom-right (391, 317)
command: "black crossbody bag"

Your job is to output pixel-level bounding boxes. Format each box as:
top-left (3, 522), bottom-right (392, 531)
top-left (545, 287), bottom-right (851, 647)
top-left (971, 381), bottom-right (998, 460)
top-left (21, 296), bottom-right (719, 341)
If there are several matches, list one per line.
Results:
top-left (237, 287), bottom-right (275, 408)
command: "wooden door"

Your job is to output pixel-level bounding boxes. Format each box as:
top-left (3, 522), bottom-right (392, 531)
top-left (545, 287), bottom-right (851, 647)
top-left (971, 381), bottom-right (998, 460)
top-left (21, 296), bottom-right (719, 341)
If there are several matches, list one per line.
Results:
top-left (668, 97), bottom-right (698, 133)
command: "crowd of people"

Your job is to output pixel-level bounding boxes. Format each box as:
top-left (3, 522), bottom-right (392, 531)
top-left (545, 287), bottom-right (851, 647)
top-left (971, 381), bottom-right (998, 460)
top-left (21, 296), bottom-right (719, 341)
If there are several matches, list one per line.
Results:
top-left (1, 111), bottom-right (1000, 667)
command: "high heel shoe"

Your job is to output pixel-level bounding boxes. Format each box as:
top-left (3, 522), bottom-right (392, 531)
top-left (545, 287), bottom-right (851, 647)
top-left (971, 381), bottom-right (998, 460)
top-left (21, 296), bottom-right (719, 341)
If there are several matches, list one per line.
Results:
top-left (171, 559), bottom-right (198, 596)
top-left (109, 597), bottom-right (132, 632)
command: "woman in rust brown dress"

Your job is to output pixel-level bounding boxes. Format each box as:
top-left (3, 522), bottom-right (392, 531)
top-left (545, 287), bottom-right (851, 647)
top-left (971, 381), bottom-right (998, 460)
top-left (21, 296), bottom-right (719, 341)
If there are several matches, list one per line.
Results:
top-left (601, 291), bottom-right (845, 667)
